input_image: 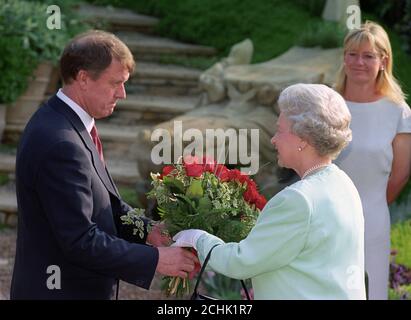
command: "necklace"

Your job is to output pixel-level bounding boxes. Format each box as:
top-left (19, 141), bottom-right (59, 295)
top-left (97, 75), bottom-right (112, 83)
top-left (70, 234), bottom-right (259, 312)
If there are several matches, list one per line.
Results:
top-left (301, 163), bottom-right (330, 179)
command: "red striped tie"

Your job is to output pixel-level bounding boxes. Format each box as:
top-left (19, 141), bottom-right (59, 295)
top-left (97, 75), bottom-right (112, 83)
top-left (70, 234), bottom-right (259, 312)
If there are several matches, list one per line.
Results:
top-left (90, 125), bottom-right (104, 163)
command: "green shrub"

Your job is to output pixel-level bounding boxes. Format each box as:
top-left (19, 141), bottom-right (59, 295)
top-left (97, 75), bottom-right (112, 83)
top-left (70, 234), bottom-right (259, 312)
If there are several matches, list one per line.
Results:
top-left (119, 187), bottom-right (142, 208)
top-left (391, 220), bottom-right (411, 268)
top-left (0, 173), bottom-right (9, 186)
top-left (297, 21), bottom-right (345, 48)
top-left (0, 0), bottom-right (87, 104)
top-left (389, 285), bottom-right (411, 300)
top-left (291, 0), bottom-right (327, 17)
top-left (0, 36), bottom-right (37, 104)
top-left (89, 0), bottom-right (324, 63)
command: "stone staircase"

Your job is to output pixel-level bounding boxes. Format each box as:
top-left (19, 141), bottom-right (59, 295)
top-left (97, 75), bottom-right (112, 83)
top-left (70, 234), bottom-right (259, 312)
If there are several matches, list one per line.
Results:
top-left (128, 62), bottom-right (202, 96)
top-left (115, 30), bottom-right (215, 61)
top-left (0, 4), bottom-right (216, 225)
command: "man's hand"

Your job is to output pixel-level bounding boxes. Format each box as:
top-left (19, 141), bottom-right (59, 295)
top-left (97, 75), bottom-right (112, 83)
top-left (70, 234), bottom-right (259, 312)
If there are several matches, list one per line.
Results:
top-left (156, 247), bottom-right (199, 278)
top-left (147, 222), bottom-right (171, 247)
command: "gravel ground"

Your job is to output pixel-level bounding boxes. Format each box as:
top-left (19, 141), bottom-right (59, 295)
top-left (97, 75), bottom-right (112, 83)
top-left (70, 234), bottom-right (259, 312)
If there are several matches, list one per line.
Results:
top-left (0, 226), bottom-right (175, 300)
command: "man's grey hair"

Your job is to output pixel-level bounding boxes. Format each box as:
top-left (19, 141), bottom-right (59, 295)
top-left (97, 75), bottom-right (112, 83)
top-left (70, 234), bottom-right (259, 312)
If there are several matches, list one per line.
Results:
top-left (278, 83), bottom-right (352, 159)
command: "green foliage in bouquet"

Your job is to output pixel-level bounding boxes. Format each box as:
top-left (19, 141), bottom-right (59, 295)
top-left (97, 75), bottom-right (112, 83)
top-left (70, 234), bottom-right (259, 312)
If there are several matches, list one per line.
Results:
top-left (120, 208), bottom-right (150, 240)
top-left (147, 161), bottom-right (264, 243)
top-left (144, 156), bottom-right (266, 298)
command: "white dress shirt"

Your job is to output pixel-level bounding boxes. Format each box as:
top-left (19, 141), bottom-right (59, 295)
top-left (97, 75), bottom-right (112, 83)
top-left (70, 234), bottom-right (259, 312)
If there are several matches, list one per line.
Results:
top-left (56, 88), bottom-right (95, 136)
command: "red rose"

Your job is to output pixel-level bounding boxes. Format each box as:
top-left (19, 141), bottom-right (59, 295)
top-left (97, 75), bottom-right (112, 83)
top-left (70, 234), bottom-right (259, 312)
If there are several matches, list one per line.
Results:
top-left (159, 165), bottom-right (175, 179)
top-left (215, 164), bottom-right (230, 181)
top-left (228, 169), bottom-right (242, 182)
top-left (162, 165), bottom-right (175, 176)
top-left (185, 163), bottom-right (204, 177)
top-left (243, 184), bottom-right (260, 204)
top-left (188, 248), bottom-right (201, 280)
top-left (238, 173), bottom-right (252, 185)
top-left (255, 195), bottom-right (267, 210)
top-left (202, 155), bottom-right (216, 173)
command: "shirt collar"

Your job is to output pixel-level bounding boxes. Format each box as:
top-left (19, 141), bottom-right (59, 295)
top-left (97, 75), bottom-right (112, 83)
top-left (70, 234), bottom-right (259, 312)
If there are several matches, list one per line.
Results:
top-left (56, 88), bottom-right (95, 133)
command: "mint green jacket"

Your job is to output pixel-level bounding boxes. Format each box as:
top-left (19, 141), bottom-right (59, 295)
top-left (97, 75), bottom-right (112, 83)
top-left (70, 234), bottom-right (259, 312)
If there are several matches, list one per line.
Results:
top-left (196, 164), bottom-right (366, 300)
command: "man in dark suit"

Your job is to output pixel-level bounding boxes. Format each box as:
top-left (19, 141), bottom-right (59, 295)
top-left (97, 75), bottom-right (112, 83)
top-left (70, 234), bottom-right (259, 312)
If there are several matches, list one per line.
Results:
top-left (10, 30), bottom-right (197, 299)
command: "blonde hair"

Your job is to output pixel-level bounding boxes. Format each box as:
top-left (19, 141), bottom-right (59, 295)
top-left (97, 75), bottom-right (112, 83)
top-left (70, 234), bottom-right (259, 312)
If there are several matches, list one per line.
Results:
top-left (335, 21), bottom-right (406, 105)
top-left (278, 83), bottom-right (352, 160)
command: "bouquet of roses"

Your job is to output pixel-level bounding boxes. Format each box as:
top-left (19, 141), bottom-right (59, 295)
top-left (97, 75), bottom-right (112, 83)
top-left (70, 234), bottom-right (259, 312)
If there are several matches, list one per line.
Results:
top-left (122, 155), bottom-right (267, 298)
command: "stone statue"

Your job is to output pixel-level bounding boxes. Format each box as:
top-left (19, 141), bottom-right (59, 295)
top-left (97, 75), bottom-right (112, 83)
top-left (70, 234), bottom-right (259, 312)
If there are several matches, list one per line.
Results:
top-left (199, 38), bottom-right (253, 103)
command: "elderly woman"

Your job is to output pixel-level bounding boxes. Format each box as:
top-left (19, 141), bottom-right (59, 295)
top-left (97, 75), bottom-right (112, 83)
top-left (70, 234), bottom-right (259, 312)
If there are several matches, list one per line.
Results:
top-left (334, 21), bottom-right (411, 300)
top-left (173, 83), bottom-right (366, 300)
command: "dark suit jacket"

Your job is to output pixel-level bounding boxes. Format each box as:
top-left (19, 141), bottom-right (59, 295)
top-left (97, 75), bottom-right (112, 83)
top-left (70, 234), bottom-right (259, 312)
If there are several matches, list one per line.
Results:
top-left (10, 95), bottom-right (159, 299)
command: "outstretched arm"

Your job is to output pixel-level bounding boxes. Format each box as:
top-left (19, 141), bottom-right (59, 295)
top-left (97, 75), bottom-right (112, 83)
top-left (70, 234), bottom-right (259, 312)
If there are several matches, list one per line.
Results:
top-left (174, 188), bottom-right (311, 280)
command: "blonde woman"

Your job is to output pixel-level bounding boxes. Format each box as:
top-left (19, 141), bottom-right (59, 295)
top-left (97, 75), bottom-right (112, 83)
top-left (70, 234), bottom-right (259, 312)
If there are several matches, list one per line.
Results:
top-left (335, 21), bottom-right (411, 300)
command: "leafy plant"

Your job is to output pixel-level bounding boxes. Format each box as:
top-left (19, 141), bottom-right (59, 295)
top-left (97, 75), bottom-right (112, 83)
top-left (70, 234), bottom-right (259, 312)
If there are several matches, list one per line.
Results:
top-left (0, 36), bottom-right (36, 104)
top-left (297, 21), bottom-right (346, 49)
top-left (0, 173), bottom-right (9, 186)
top-left (0, 222), bottom-right (8, 231)
top-left (389, 285), bottom-right (411, 300)
top-left (0, 0), bottom-right (88, 104)
top-left (147, 157), bottom-right (264, 243)
top-left (389, 221), bottom-right (411, 300)
top-left (291, 0), bottom-right (327, 17)
top-left (118, 186), bottom-right (142, 208)
top-left (391, 220), bottom-right (411, 268)
top-left (125, 155), bottom-right (265, 298)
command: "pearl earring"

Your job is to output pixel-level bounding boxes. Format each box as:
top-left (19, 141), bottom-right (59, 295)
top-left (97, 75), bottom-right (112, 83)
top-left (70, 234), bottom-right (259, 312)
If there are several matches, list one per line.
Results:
top-left (298, 147), bottom-right (302, 152)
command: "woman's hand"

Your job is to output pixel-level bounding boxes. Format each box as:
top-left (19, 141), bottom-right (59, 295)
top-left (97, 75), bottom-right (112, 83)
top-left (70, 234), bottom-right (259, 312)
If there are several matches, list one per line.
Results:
top-left (172, 229), bottom-right (208, 249)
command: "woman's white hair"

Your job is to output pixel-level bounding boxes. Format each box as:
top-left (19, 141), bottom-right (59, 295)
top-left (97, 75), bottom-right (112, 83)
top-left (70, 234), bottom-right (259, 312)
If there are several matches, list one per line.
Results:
top-left (278, 83), bottom-right (352, 159)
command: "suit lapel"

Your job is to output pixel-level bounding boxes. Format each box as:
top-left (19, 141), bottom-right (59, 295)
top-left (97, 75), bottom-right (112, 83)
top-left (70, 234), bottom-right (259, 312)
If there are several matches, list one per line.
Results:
top-left (105, 166), bottom-right (121, 198)
top-left (47, 95), bottom-right (119, 198)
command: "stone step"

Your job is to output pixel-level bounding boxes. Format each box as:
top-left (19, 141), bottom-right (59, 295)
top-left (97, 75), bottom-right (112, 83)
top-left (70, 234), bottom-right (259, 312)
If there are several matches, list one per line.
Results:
top-left (4, 120), bottom-right (149, 163)
top-left (116, 31), bottom-right (216, 61)
top-left (109, 94), bottom-right (198, 125)
top-left (0, 153), bottom-right (15, 175)
top-left (77, 4), bottom-right (159, 33)
top-left (128, 62), bottom-right (202, 96)
top-left (3, 122), bottom-right (145, 143)
top-left (0, 190), bottom-right (17, 216)
top-left (96, 123), bottom-right (150, 163)
top-left (106, 159), bottom-right (139, 186)
top-left (0, 159), bottom-right (139, 223)
top-left (0, 137), bottom-right (141, 186)
top-left (133, 62), bottom-right (202, 82)
top-left (0, 157), bottom-right (140, 223)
